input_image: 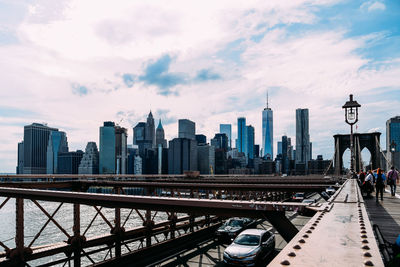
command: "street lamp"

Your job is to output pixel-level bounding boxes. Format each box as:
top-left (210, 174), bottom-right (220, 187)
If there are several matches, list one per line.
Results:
top-left (391, 140), bottom-right (397, 168)
top-left (342, 94), bottom-right (361, 176)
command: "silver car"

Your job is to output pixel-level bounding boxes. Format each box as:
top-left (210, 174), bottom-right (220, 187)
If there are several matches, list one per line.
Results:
top-left (223, 229), bottom-right (275, 266)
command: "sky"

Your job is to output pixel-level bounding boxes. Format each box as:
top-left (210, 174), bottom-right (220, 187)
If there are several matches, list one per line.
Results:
top-left (0, 0), bottom-right (399, 173)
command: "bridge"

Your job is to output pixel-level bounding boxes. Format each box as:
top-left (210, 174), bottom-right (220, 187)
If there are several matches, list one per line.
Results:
top-left (0, 174), bottom-right (393, 266)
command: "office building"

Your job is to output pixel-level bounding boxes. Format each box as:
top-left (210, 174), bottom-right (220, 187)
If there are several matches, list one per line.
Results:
top-left (296, 108), bottom-right (310, 171)
top-left (78, 142), bottom-right (99, 174)
top-left (99, 122), bottom-right (127, 174)
top-left (145, 111), bottom-right (155, 147)
top-left (16, 141), bottom-right (24, 174)
top-left (247, 125), bottom-right (255, 160)
top-left (57, 150), bottom-right (84, 174)
top-left (196, 134), bottom-right (207, 145)
top-left (133, 122), bottom-right (146, 145)
top-left (23, 123), bottom-right (58, 174)
top-left (254, 145), bottom-right (260, 158)
top-left (282, 135), bottom-right (289, 174)
top-left (220, 124), bottom-right (232, 149)
top-left (197, 144), bottom-right (215, 174)
top-left (277, 142), bottom-right (282, 155)
top-left (237, 117), bottom-right (247, 155)
top-left (211, 133), bottom-right (228, 151)
top-left (156, 119), bottom-right (167, 148)
top-left (179, 119), bottom-right (195, 140)
top-left (386, 116), bottom-right (400, 169)
top-left (168, 138), bottom-right (198, 174)
top-left (262, 94), bottom-right (273, 159)
top-left (46, 131), bottom-right (68, 174)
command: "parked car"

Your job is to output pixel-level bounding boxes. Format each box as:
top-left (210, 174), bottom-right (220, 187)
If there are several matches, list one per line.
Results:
top-left (216, 218), bottom-right (255, 242)
top-left (223, 229), bottom-right (275, 266)
top-left (326, 186), bottom-right (336, 195)
top-left (292, 192), bottom-right (305, 202)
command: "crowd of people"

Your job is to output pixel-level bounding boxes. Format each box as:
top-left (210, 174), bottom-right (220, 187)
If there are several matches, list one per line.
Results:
top-left (358, 166), bottom-right (399, 201)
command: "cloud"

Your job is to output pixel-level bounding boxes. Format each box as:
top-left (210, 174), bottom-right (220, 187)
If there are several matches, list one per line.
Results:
top-left (360, 1), bottom-right (386, 12)
top-left (122, 73), bottom-right (135, 88)
top-left (138, 54), bottom-right (187, 95)
top-left (71, 83), bottom-right (89, 96)
top-left (195, 69), bottom-right (222, 82)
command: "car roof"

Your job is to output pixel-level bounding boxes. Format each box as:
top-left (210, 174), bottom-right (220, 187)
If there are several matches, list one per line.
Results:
top-left (238, 228), bottom-right (267, 236)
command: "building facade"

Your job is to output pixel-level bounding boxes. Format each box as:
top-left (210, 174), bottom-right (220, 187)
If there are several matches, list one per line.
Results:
top-left (78, 142), bottom-right (99, 174)
top-left (23, 123), bottom-right (58, 174)
top-left (145, 111), bottom-right (156, 147)
top-left (17, 141), bottom-right (24, 174)
top-left (247, 125), bottom-right (255, 160)
top-left (99, 122), bottom-right (127, 174)
top-left (197, 144), bottom-right (215, 174)
top-left (262, 104), bottom-right (273, 159)
top-left (296, 108), bottom-right (310, 171)
top-left (46, 131), bottom-right (68, 174)
top-left (237, 117), bottom-right (247, 155)
top-left (211, 133), bottom-right (229, 151)
top-left (156, 119), bottom-right (167, 148)
top-left (386, 116), bottom-right (400, 169)
top-left (168, 138), bottom-right (198, 174)
top-left (57, 150), bottom-right (84, 174)
top-left (178, 119), bottom-right (195, 140)
top-left (219, 124), bottom-right (232, 149)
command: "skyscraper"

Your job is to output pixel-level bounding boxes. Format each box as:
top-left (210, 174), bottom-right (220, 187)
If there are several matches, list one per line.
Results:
top-left (16, 141), bottom-right (24, 174)
top-left (57, 150), bottom-right (83, 174)
top-left (179, 119), bottom-right (195, 140)
top-left (145, 111), bottom-right (155, 147)
top-left (78, 142), bottom-right (99, 174)
top-left (262, 93), bottom-right (273, 159)
top-left (133, 122), bottom-right (146, 145)
top-left (387, 116), bottom-right (400, 152)
top-left (168, 138), bottom-right (198, 174)
top-left (220, 124), bottom-right (232, 149)
top-left (211, 133), bottom-right (228, 151)
top-left (247, 125), bottom-right (255, 160)
top-left (156, 119), bottom-right (167, 148)
top-left (237, 117), bottom-right (247, 155)
top-left (23, 123), bottom-right (58, 174)
top-left (99, 121), bottom-right (128, 174)
top-left (46, 131), bottom-right (68, 174)
top-left (296, 108), bottom-right (310, 170)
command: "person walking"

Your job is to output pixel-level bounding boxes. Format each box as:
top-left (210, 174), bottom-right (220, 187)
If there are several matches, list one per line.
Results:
top-left (364, 170), bottom-right (374, 198)
top-left (387, 166), bottom-right (399, 196)
top-left (375, 168), bottom-right (386, 202)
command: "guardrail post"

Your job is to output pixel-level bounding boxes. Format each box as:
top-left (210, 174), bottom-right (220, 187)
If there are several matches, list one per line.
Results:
top-left (145, 210), bottom-right (152, 247)
top-left (73, 204), bottom-right (81, 267)
top-left (114, 187), bottom-right (122, 257)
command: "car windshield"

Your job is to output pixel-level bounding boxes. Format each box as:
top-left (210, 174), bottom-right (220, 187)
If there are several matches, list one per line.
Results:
top-left (234, 234), bottom-right (260, 246)
top-left (295, 193), bottom-right (304, 197)
top-left (303, 200), bottom-right (313, 203)
top-left (227, 220), bottom-right (244, 227)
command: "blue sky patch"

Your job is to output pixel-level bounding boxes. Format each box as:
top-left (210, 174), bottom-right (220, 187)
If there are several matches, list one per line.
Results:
top-left (195, 69), bottom-right (221, 82)
top-left (72, 83), bottom-right (89, 96)
top-left (122, 73), bottom-right (135, 88)
top-left (0, 106), bottom-right (37, 118)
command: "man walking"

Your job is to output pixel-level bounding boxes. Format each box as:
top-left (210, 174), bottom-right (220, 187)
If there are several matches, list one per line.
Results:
top-left (375, 168), bottom-right (385, 202)
top-left (387, 166), bottom-right (399, 196)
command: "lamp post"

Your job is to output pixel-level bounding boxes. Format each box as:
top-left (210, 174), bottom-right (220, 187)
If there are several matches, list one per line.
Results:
top-left (391, 140), bottom-right (397, 169)
top-left (342, 94), bottom-right (361, 176)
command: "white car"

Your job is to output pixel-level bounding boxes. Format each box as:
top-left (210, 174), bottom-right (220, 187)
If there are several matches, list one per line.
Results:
top-left (223, 229), bottom-right (275, 266)
top-left (326, 186), bottom-right (336, 195)
top-left (292, 192), bottom-right (305, 202)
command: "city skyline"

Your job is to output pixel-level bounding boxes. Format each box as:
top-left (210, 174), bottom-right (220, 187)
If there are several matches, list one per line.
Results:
top-left (1, 1), bottom-right (400, 172)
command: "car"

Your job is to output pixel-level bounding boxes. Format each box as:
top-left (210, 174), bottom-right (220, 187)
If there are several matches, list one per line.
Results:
top-left (292, 192), bottom-right (305, 202)
top-left (216, 218), bottom-right (255, 242)
top-left (326, 186), bottom-right (336, 195)
top-left (302, 198), bottom-right (317, 204)
top-left (223, 229), bottom-right (275, 266)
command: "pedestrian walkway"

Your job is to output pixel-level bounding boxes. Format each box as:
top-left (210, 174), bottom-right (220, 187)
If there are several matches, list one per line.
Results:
top-left (364, 188), bottom-right (400, 244)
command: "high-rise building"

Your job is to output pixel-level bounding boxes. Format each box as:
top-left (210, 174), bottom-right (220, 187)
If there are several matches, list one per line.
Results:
top-left (145, 111), bottom-right (156, 147)
top-left (23, 123), bottom-right (58, 174)
top-left (387, 116), bottom-right (400, 152)
top-left (277, 142), bottom-right (282, 155)
top-left (133, 122), bottom-right (146, 145)
top-left (386, 116), bottom-right (400, 169)
top-left (179, 119), bottom-right (195, 140)
top-left (78, 142), bottom-right (99, 174)
top-left (282, 135), bottom-right (289, 174)
top-left (17, 141), bottom-right (24, 174)
top-left (156, 119), bottom-right (167, 148)
top-left (247, 125), bottom-right (255, 160)
top-left (296, 108), bottom-right (310, 171)
top-left (99, 121), bottom-right (127, 174)
top-left (211, 133), bottom-right (228, 151)
top-left (197, 145), bottom-right (215, 174)
top-left (57, 150), bottom-right (84, 174)
top-left (46, 131), bottom-right (68, 174)
top-left (220, 124), bottom-right (232, 149)
top-left (262, 93), bottom-right (273, 159)
top-left (168, 138), bottom-right (198, 174)
top-left (237, 117), bottom-right (247, 155)
top-left (195, 134), bottom-right (207, 145)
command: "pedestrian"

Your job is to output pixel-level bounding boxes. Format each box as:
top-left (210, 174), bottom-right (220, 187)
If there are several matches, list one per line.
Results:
top-left (375, 168), bottom-right (386, 202)
top-left (387, 166), bottom-right (399, 196)
top-left (364, 170), bottom-right (374, 198)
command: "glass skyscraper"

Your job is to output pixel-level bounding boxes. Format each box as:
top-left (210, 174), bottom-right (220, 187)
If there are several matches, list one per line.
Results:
top-left (387, 116), bottom-right (400, 152)
top-left (99, 121), bottom-right (116, 174)
top-left (237, 117), bottom-right (247, 155)
top-left (247, 125), bottom-right (255, 160)
top-left (46, 131), bottom-right (68, 174)
top-left (296, 108), bottom-right (310, 169)
top-left (262, 105), bottom-right (273, 160)
top-left (219, 124), bottom-right (232, 149)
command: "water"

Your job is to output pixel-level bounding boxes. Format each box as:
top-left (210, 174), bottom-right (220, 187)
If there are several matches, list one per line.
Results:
top-left (0, 195), bottom-right (173, 266)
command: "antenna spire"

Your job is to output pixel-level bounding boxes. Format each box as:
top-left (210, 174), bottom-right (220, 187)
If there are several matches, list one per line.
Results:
top-left (266, 90), bottom-right (269, 109)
